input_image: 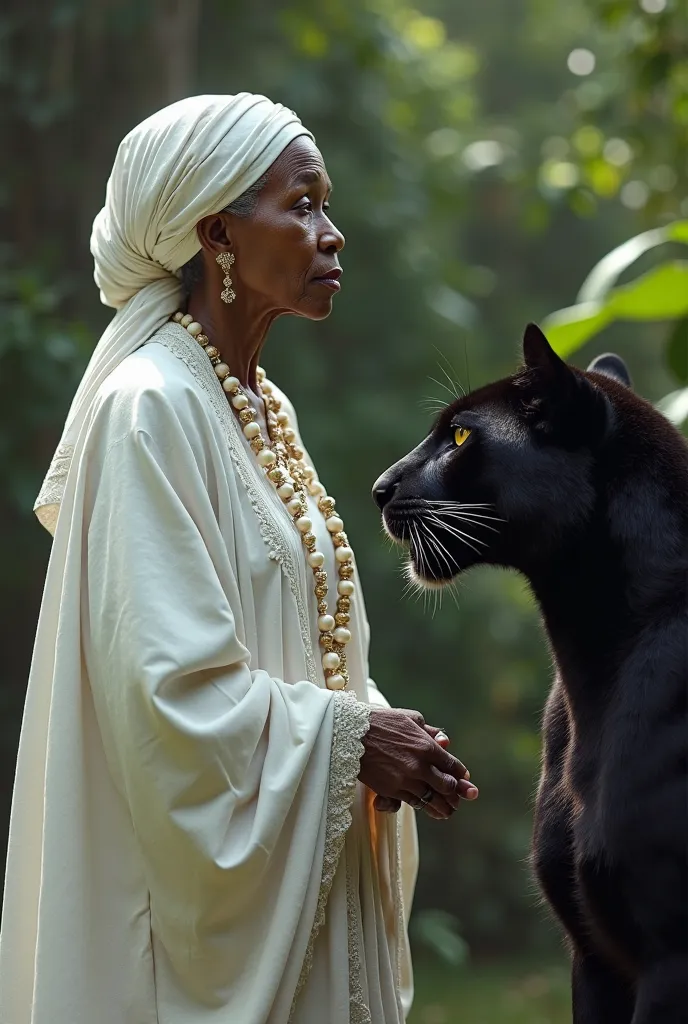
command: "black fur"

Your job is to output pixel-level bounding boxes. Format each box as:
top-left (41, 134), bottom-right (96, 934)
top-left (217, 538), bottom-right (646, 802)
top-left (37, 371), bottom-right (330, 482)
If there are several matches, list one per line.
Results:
top-left (373, 324), bottom-right (688, 1023)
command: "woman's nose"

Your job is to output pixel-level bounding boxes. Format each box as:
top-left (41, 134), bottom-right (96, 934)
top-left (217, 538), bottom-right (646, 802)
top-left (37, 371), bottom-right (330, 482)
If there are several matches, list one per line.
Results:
top-left (320, 220), bottom-right (345, 253)
top-left (372, 471), bottom-right (399, 511)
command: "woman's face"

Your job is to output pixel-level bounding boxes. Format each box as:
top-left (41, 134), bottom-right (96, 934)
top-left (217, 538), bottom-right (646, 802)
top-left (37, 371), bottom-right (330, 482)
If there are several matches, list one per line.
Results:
top-left (224, 136), bottom-right (345, 320)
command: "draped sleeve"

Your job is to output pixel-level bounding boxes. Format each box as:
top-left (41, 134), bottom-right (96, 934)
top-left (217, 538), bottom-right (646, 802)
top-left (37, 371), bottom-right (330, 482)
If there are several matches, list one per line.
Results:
top-left (83, 375), bottom-right (371, 1016)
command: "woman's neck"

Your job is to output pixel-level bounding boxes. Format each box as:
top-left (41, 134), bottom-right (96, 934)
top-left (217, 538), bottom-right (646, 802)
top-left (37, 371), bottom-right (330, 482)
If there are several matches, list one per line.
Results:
top-left (186, 283), bottom-right (278, 391)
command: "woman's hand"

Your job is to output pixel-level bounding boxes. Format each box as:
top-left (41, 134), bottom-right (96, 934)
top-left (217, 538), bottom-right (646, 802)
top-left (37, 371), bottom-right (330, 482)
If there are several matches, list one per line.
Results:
top-left (358, 708), bottom-right (478, 820)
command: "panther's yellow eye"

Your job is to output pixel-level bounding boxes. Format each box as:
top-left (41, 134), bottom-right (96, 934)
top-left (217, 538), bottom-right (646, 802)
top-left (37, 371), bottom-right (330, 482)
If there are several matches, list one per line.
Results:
top-left (454, 426), bottom-right (471, 447)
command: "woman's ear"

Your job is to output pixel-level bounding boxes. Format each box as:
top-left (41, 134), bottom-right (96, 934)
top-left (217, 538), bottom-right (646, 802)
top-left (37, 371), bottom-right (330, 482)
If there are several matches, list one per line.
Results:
top-left (196, 213), bottom-right (233, 255)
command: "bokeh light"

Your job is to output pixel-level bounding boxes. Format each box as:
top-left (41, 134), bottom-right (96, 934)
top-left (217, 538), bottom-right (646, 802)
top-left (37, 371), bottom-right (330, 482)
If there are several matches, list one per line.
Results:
top-left (567, 48), bottom-right (596, 76)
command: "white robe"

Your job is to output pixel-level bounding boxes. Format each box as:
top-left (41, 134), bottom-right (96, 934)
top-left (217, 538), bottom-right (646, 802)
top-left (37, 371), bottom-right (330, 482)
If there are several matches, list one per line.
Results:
top-left (0, 321), bottom-right (418, 1024)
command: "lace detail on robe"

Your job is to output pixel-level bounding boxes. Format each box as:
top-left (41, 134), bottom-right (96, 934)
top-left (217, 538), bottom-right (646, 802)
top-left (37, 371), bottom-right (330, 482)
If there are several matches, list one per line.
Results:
top-left (289, 690), bottom-right (371, 1021)
top-left (152, 321), bottom-right (320, 685)
top-left (34, 442), bottom-right (74, 534)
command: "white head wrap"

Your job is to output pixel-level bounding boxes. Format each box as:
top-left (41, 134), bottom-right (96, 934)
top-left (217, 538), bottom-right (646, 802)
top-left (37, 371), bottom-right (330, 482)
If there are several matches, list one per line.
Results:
top-left (35, 93), bottom-right (313, 534)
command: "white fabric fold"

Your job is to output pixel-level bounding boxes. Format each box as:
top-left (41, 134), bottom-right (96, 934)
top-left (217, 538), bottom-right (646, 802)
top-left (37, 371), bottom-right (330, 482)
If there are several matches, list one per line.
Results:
top-left (34, 93), bottom-right (313, 534)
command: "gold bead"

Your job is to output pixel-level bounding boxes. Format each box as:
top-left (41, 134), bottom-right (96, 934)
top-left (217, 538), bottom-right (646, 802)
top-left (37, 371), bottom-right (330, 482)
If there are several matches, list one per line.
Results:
top-left (337, 597), bottom-right (351, 612)
top-left (318, 600), bottom-right (328, 615)
top-left (239, 408), bottom-right (255, 424)
top-left (250, 438), bottom-right (265, 453)
top-left (268, 467), bottom-right (284, 484)
top-left (339, 565), bottom-right (354, 579)
top-left (333, 532), bottom-right (348, 547)
top-left (315, 570), bottom-right (327, 586)
top-left (196, 334), bottom-right (210, 346)
top-left (205, 346), bottom-right (219, 360)
top-left (302, 532), bottom-right (316, 549)
top-left (315, 584), bottom-right (328, 599)
top-left (319, 633), bottom-right (334, 649)
top-left (291, 445), bottom-right (305, 461)
top-left (335, 613), bottom-right (350, 627)
top-left (318, 498), bottom-right (335, 515)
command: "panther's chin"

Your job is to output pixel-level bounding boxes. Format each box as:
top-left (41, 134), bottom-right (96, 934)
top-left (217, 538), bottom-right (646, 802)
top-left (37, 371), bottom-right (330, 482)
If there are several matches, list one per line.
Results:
top-left (404, 559), bottom-right (454, 591)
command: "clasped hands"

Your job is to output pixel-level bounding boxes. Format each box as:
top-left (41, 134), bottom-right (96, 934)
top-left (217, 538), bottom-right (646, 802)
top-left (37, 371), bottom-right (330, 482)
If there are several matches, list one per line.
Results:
top-left (357, 708), bottom-right (478, 820)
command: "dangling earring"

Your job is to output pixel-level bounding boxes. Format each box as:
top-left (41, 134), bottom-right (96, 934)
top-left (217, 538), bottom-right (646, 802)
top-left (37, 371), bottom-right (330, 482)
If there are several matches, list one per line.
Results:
top-left (216, 251), bottom-right (236, 304)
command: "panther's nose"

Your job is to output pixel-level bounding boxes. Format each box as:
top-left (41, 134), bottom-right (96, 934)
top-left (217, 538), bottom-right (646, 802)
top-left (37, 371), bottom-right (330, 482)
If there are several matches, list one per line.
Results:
top-left (372, 470), bottom-right (400, 511)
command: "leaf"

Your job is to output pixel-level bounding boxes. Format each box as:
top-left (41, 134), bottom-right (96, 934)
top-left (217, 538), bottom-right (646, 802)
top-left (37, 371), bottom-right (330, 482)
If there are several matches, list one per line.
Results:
top-left (666, 318), bottom-right (688, 385)
top-left (657, 387), bottom-right (688, 428)
top-left (543, 262), bottom-right (688, 357)
top-left (609, 262), bottom-right (688, 321)
top-left (541, 302), bottom-right (613, 358)
top-left (577, 220), bottom-right (688, 303)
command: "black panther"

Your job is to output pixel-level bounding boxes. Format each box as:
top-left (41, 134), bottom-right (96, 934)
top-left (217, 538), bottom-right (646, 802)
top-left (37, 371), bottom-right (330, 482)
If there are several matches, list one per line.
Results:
top-left (373, 324), bottom-right (688, 1023)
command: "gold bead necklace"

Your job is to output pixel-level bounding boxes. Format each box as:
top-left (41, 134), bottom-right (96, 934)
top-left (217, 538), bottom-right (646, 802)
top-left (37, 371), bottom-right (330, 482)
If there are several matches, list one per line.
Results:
top-left (172, 312), bottom-right (354, 690)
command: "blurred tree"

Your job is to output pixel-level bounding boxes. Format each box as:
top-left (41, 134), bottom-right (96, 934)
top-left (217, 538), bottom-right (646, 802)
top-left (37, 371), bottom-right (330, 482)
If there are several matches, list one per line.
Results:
top-left (0, 0), bottom-right (682, 960)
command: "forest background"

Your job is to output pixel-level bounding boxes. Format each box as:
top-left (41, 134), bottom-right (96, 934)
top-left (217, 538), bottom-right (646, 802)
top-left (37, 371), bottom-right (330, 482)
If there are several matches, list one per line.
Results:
top-left (2, 1), bottom-right (686, 1020)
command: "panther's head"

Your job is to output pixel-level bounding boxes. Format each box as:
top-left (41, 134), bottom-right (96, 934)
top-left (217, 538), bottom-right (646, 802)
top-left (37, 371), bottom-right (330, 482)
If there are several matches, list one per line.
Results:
top-left (373, 323), bottom-right (637, 588)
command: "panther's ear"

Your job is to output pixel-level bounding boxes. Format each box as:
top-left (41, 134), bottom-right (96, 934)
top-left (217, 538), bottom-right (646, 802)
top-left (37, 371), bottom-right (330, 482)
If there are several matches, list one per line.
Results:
top-left (587, 353), bottom-right (632, 389)
top-left (522, 323), bottom-right (571, 380)
top-left (521, 323), bottom-right (610, 439)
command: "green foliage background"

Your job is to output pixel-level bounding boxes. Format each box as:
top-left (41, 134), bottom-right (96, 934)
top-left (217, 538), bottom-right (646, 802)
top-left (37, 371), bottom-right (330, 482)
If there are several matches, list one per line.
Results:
top-left (1, 0), bottom-right (686, 987)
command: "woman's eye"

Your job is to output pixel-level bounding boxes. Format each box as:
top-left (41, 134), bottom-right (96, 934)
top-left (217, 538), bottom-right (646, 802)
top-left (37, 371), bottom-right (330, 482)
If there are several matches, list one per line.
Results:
top-left (454, 426), bottom-right (471, 447)
top-left (296, 198), bottom-right (313, 213)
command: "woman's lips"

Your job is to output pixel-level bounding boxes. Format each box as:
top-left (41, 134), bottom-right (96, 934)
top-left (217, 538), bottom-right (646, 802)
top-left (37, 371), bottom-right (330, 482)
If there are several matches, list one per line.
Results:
top-left (311, 268), bottom-right (342, 291)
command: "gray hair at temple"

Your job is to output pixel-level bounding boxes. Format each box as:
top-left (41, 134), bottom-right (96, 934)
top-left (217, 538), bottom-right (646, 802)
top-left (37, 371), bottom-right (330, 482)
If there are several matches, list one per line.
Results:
top-left (179, 172), bottom-right (269, 294)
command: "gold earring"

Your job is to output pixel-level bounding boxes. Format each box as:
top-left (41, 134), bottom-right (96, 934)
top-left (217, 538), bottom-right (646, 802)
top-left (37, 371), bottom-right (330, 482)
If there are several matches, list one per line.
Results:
top-left (216, 251), bottom-right (236, 304)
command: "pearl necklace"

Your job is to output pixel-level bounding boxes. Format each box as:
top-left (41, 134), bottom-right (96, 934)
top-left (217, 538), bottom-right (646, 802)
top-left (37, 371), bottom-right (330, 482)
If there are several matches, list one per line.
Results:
top-left (172, 312), bottom-right (355, 691)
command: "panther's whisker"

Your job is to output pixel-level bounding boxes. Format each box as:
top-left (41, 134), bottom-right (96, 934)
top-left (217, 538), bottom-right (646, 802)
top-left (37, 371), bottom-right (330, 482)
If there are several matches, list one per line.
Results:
top-left (425, 513), bottom-right (486, 554)
top-left (433, 348), bottom-right (467, 398)
top-left (428, 376), bottom-right (462, 402)
top-left (432, 512), bottom-right (501, 535)
top-left (417, 518), bottom-right (457, 580)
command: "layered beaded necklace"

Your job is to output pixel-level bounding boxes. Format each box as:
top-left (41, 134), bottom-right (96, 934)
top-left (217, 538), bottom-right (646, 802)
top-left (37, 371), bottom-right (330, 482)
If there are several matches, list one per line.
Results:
top-left (171, 312), bottom-right (355, 691)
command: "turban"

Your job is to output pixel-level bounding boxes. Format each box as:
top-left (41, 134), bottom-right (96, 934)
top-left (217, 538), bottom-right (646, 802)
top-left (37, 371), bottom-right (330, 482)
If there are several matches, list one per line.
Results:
top-left (35, 93), bottom-right (313, 534)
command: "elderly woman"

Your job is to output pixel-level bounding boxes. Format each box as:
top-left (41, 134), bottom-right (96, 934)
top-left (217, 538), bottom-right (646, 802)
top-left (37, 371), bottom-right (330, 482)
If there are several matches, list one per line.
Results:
top-left (0, 94), bottom-right (477, 1024)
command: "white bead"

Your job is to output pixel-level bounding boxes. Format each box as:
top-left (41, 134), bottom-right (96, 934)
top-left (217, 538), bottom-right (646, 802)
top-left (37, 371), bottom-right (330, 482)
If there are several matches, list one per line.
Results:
top-left (287, 498), bottom-right (303, 516)
top-left (215, 362), bottom-right (230, 379)
top-left (172, 312), bottom-right (184, 323)
top-left (243, 422), bottom-right (261, 440)
top-left (318, 614), bottom-right (335, 632)
top-left (180, 314), bottom-right (193, 327)
top-left (335, 546), bottom-right (353, 563)
top-left (333, 627), bottom-right (352, 646)
top-left (277, 411), bottom-right (289, 426)
top-left (326, 516), bottom-right (344, 534)
top-left (303, 466), bottom-right (316, 480)
top-left (257, 449), bottom-right (276, 468)
top-left (296, 516), bottom-right (313, 534)
top-left (232, 393), bottom-right (249, 410)
top-left (261, 380), bottom-right (273, 394)
top-left (283, 428), bottom-right (296, 443)
top-left (337, 580), bottom-right (355, 597)
top-left (309, 481), bottom-right (326, 497)
top-left (223, 376), bottom-right (241, 393)
top-left (326, 674), bottom-right (347, 691)
top-left (277, 482), bottom-right (295, 500)
top-left (308, 551), bottom-right (325, 568)
top-left (186, 321), bottom-right (203, 336)
top-left (322, 652), bottom-right (341, 672)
